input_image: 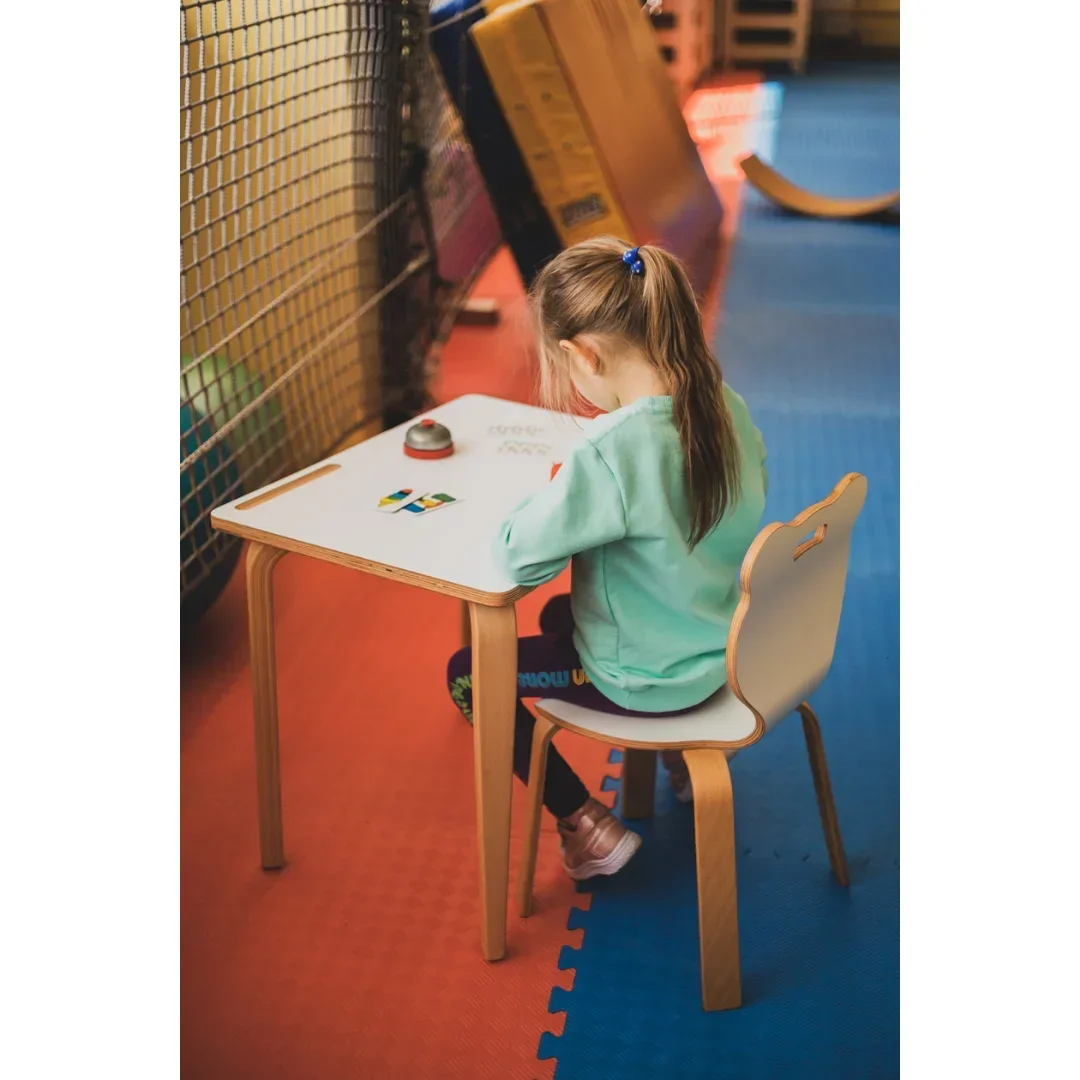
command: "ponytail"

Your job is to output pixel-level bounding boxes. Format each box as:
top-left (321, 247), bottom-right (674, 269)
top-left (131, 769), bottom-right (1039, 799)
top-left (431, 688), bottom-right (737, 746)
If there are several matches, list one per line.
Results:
top-left (531, 237), bottom-right (741, 549)
top-left (637, 247), bottom-right (741, 548)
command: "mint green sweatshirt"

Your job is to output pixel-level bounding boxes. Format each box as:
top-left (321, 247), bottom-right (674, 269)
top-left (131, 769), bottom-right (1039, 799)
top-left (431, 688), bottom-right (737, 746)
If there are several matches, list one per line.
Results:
top-left (493, 387), bottom-right (768, 712)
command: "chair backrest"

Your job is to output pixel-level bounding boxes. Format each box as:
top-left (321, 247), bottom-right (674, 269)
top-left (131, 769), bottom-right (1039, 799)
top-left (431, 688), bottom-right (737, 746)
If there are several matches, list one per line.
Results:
top-left (727, 473), bottom-right (868, 734)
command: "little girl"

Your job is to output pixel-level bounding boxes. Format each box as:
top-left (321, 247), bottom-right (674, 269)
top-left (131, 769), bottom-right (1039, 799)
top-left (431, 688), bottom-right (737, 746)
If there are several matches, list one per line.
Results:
top-left (446, 237), bottom-right (768, 882)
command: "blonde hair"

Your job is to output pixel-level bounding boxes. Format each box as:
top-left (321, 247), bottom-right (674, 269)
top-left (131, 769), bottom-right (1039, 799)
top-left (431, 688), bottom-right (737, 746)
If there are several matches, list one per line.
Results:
top-left (531, 236), bottom-right (741, 549)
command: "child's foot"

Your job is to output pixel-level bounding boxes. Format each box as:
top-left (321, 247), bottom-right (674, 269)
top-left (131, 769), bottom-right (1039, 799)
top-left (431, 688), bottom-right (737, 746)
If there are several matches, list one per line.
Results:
top-left (661, 750), bottom-right (694, 804)
top-left (557, 798), bottom-right (642, 881)
top-left (661, 749), bottom-right (739, 803)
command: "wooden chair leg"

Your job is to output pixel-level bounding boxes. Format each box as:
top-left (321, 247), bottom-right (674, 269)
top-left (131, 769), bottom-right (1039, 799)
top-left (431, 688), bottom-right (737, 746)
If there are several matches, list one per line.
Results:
top-left (798, 702), bottom-right (850, 887)
top-left (620, 748), bottom-right (657, 820)
top-left (683, 748), bottom-right (741, 1011)
top-left (469, 601), bottom-right (519, 962)
top-left (518, 714), bottom-right (558, 918)
top-left (246, 542), bottom-right (288, 870)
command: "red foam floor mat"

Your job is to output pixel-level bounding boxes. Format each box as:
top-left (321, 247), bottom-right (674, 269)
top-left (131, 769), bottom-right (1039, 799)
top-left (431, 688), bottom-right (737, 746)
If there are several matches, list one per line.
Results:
top-left (182, 556), bottom-right (614, 1080)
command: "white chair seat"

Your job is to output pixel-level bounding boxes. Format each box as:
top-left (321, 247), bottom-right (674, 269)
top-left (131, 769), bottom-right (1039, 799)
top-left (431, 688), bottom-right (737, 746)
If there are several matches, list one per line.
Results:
top-left (535, 681), bottom-right (759, 749)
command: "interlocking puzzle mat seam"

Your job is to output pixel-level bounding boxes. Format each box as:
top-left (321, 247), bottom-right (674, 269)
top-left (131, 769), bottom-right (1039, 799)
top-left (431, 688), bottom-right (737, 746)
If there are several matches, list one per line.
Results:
top-left (535, 749), bottom-right (903, 1076)
top-left (535, 757), bottom-right (622, 1075)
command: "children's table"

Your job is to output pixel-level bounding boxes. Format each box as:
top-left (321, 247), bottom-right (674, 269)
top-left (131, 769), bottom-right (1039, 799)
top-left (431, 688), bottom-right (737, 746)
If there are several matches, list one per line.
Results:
top-left (211, 394), bottom-right (583, 962)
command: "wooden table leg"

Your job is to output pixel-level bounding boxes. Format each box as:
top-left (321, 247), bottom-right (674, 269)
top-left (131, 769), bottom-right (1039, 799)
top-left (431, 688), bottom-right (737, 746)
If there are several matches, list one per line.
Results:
top-left (469, 601), bottom-right (518, 961)
top-left (246, 542), bottom-right (288, 870)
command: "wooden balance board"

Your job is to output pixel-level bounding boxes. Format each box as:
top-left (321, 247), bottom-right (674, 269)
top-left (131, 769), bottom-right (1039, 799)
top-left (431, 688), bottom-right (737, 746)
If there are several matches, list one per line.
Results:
top-left (740, 153), bottom-right (899, 220)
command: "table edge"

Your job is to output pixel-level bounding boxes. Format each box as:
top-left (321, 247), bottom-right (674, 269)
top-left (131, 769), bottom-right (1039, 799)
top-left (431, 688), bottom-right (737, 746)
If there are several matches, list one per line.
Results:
top-left (210, 515), bottom-right (532, 608)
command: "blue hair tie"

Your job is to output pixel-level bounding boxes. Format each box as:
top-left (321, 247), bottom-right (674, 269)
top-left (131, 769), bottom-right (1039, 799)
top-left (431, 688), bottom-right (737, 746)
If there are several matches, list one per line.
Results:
top-left (622, 247), bottom-right (645, 276)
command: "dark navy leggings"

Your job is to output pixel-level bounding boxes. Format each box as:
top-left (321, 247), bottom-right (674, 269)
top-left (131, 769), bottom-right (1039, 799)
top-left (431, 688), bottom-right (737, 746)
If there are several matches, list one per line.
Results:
top-left (446, 594), bottom-right (679, 818)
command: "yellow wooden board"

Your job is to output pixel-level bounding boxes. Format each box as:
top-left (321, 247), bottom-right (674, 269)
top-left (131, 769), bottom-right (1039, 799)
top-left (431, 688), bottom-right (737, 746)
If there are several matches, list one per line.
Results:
top-left (471, 1), bottom-right (634, 246)
top-left (740, 154), bottom-right (899, 220)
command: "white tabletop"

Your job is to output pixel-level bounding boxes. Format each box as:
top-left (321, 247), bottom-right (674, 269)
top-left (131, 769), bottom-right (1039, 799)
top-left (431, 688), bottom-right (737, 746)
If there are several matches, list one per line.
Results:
top-left (211, 394), bottom-right (587, 604)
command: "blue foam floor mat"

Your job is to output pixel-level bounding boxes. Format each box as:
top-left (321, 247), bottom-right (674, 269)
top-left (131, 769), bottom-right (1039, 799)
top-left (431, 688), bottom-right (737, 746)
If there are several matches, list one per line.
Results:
top-left (543, 65), bottom-right (899, 1079)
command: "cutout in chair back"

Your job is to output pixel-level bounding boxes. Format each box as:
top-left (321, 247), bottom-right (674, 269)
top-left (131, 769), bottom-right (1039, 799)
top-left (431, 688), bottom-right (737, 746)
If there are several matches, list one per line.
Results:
top-left (727, 474), bottom-right (868, 735)
top-left (793, 524), bottom-right (827, 560)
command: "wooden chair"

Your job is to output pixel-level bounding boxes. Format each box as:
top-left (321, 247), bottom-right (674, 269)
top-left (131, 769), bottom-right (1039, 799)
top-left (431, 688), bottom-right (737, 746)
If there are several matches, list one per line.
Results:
top-left (518, 473), bottom-right (868, 1011)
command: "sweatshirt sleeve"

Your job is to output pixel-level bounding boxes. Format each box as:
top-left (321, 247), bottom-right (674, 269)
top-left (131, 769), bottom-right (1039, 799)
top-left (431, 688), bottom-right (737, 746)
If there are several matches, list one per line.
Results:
top-left (493, 439), bottom-right (627, 587)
